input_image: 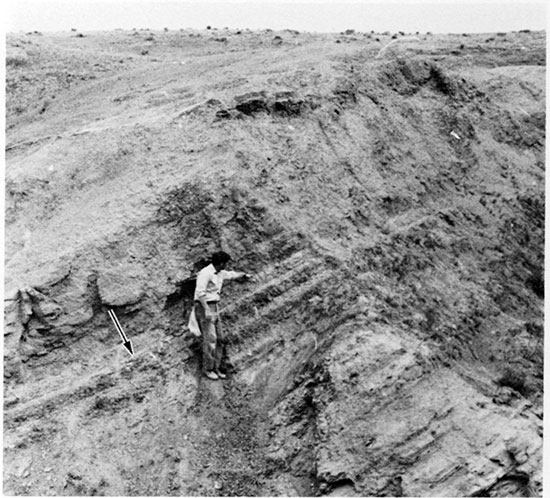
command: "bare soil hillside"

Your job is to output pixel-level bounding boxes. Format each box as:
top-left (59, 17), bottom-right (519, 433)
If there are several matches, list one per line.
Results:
top-left (4, 28), bottom-right (545, 496)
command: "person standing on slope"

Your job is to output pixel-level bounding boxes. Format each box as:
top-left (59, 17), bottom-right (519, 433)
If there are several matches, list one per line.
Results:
top-left (194, 251), bottom-right (251, 380)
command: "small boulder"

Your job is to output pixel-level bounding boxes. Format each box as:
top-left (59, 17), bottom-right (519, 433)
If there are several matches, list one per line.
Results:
top-left (98, 265), bottom-right (145, 307)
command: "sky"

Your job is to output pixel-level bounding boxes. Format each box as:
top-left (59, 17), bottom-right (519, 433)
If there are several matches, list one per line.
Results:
top-left (3, 0), bottom-right (547, 34)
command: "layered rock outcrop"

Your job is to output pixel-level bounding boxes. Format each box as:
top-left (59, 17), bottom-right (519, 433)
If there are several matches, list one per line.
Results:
top-left (4, 28), bottom-right (544, 496)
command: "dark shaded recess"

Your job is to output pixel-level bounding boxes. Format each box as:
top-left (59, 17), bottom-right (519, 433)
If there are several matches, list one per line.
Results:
top-left (164, 257), bottom-right (211, 308)
top-left (231, 91), bottom-right (313, 118)
top-left (87, 272), bottom-right (103, 315)
top-left (236, 99), bottom-right (269, 115)
top-left (518, 194), bottom-right (544, 298)
top-left (497, 367), bottom-right (529, 396)
top-left (329, 478), bottom-right (356, 489)
top-left (269, 99), bottom-right (305, 116)
top-left (379, 59), bottom-right (486, 101)
top-left (472, 471), bottom-right (532, 497)
top-left (429, 64), bottom-right (457, 96)
top-left (164, 277), bottom-right (196, 309)
top-left (526, 268), bottom-right (544, 298)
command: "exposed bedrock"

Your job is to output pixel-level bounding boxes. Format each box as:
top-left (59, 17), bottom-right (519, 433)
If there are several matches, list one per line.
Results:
top-left (4, 29), bottom-right (544, 496)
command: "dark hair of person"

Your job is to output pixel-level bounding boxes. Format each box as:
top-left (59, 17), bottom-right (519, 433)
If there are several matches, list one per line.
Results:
top-left (211, 251), bottom-right (232, 266)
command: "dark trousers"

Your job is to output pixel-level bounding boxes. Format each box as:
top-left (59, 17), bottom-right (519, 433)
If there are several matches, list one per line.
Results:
top-left (194, 302), bottom-right (225, 372)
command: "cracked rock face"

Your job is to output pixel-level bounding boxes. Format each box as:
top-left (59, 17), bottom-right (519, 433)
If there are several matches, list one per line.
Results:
top-left (4, 28), bottom-right (544, 496)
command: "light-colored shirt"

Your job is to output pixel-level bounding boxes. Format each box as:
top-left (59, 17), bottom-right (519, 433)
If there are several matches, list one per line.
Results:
top-left (194, 264), bottom-right (242, 302)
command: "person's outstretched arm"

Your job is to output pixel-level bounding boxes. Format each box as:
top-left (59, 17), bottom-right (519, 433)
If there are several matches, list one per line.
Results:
top-left (222, 270), bottom-right (252, 281)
